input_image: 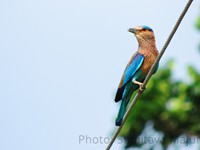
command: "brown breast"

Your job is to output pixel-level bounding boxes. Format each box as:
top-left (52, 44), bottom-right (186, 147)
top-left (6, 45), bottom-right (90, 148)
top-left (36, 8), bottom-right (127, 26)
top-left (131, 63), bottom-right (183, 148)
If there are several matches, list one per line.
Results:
top-left (140, 49), bottom-right (158, 74)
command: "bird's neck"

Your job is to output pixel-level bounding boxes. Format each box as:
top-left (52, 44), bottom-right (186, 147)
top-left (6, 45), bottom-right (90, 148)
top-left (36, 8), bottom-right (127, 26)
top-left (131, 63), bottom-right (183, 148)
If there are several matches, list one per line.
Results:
top-left (138, 40), bottom-right (158, 56)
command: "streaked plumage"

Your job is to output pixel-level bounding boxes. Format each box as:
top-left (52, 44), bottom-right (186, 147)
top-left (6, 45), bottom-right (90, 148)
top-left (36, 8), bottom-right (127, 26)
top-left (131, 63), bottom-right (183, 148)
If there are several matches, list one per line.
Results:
top-left (115, 25), bottom-right (159, 126)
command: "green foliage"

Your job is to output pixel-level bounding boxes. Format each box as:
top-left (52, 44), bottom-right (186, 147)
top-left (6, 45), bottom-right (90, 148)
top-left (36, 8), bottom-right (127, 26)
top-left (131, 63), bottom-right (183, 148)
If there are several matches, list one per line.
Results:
top-left (196, 15), bottom-right (200, 30)
top-left (196, 15), bottom-right (200, 51)
top-left (118, 61), bottom-right (200, 149)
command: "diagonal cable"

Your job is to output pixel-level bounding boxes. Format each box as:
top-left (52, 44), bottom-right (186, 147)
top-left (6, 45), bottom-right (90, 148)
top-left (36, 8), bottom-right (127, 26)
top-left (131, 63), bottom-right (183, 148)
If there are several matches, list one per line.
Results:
top-left (106, 0), bottom-right (193, 149)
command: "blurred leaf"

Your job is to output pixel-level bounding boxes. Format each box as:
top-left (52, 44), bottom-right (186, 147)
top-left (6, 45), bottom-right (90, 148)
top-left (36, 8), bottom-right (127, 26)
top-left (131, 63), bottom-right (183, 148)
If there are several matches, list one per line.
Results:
top-left (196, 16), bottom-right (200, 30)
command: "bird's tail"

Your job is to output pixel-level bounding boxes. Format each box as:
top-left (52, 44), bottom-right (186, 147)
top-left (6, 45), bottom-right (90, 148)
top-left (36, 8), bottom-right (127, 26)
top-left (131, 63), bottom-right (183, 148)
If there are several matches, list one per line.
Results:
top-left (115, 97), bottom-right (129, 126)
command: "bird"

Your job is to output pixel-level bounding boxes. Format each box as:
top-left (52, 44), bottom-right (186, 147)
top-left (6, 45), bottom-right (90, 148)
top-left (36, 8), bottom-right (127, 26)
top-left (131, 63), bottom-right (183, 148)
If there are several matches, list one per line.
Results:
top-left (115, 25), bottom-right (159, 126)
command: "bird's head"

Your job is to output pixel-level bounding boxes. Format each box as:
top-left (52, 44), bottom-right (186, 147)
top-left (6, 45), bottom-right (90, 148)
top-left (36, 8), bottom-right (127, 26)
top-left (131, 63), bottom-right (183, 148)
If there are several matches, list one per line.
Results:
top-left (128, 26), bottom-right (155, 44)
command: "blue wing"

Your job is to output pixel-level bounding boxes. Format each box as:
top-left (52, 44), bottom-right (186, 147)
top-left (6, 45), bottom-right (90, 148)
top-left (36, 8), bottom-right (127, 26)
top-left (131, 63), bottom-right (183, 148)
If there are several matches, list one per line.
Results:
top-left (123, 53), bottom-right (144, 85)
top-left (115, 52), bottom-right (144, 102)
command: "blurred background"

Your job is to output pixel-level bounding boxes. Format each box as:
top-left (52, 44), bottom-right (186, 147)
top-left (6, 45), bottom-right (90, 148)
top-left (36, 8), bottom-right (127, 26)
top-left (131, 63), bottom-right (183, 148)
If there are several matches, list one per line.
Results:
top-left (0, 0), bottom-right (200, 150)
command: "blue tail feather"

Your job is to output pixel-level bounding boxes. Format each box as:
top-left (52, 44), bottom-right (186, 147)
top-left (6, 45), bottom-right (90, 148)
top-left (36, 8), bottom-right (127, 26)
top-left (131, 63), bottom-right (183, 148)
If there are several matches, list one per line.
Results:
top-left (115, 96), bottom-right (130, 126)
top-left (115, 99), bottom-right (126, 126)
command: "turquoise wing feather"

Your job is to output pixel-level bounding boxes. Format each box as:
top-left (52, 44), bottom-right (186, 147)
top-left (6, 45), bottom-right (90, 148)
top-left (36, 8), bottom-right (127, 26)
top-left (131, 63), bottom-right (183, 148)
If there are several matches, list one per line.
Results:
top-left (115, 52), bottom-right (144, 102)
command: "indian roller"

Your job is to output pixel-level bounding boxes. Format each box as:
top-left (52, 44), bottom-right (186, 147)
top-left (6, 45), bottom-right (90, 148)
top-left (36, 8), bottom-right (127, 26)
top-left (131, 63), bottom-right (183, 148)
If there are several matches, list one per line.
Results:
top-left (115, 25), bottom-right (159, 126)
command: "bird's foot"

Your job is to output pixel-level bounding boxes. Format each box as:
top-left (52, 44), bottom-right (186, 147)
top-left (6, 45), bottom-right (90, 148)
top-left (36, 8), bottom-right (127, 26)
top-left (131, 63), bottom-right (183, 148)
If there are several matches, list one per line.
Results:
top-left (133, 80), bottom-right (146, 93)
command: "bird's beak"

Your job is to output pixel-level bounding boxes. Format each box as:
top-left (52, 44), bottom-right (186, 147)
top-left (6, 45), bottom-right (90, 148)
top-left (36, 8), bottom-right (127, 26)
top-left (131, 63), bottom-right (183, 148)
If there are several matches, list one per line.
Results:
top-left (128, 28), bottom-right (137, 34)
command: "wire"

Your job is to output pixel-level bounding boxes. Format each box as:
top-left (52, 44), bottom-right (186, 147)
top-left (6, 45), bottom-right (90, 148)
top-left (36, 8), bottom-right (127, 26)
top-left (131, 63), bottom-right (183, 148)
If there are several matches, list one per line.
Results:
top-left (105, 0), bottom-right (193, 150)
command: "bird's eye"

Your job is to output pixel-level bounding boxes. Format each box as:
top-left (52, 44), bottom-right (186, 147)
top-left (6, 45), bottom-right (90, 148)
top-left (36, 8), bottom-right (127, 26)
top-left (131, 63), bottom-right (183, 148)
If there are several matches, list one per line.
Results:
top-left (142, 29), bottom-right (147, 32)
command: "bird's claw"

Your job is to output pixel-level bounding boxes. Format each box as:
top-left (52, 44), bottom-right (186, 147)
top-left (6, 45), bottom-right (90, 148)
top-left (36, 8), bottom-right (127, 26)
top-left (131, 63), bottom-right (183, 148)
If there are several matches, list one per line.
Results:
top-left (139, 85), bottom-right (146, 93)
top-left (133, 80), bottom-right (146, 93)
